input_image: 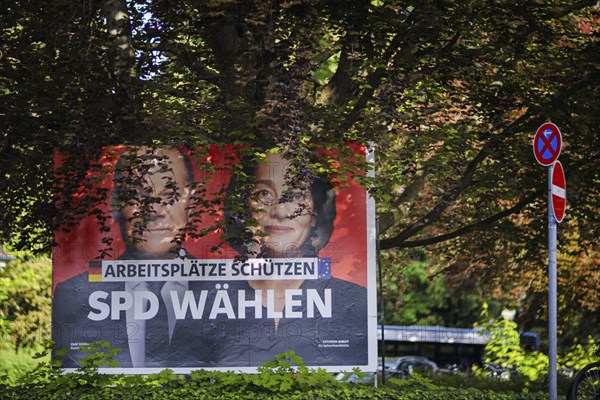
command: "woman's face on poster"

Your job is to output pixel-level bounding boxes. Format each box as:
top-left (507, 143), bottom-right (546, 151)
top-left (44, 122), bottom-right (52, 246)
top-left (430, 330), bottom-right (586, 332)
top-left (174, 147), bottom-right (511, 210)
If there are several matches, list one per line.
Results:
top-left (248, 153), bottom-right (315, 258)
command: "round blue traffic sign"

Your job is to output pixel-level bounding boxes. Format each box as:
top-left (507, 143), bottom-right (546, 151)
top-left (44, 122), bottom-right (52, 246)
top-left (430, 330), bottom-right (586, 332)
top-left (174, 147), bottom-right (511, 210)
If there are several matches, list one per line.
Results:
top-left (533, 122), bottom-right (562, 166)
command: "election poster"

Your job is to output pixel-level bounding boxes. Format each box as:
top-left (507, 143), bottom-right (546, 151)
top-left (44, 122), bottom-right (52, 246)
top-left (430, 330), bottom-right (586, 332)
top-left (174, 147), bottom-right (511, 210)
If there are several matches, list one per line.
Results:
top-left (52, 144), bottom-right (377, 374)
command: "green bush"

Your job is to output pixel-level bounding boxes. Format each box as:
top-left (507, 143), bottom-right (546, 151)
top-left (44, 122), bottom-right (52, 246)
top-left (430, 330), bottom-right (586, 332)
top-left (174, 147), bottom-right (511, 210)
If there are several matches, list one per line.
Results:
top-left (476, 316), bottom-right (598, 389)
top-left (1, 344), bottom-right (551, 400)
top-left (477, 318), bottom-right (549, 381)
top-left (0, 256), bottom-right (52, 351)
top-left (559, 335), bottom-right (599, 371)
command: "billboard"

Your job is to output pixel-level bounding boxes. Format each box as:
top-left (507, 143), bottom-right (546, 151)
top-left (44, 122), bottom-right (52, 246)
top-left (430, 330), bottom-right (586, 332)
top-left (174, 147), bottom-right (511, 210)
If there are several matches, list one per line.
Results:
top-left (52, 145), bottom-right (377, 373)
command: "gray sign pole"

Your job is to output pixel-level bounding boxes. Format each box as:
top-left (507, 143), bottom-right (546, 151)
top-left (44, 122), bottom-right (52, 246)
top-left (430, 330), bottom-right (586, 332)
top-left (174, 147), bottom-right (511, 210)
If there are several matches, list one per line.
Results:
top-left (548, 164), bottom-right (558, 400)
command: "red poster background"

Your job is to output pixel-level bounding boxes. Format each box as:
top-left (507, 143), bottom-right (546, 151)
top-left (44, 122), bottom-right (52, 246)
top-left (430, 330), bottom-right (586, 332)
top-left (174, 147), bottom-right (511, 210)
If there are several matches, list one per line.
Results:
top-left (52, 145), bottom-right (368, 290)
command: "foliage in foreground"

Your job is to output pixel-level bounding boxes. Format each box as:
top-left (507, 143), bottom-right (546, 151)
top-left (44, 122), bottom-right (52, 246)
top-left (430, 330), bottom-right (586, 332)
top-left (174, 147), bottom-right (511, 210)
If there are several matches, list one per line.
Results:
top-left (1, 346), bottom-right (551, 400)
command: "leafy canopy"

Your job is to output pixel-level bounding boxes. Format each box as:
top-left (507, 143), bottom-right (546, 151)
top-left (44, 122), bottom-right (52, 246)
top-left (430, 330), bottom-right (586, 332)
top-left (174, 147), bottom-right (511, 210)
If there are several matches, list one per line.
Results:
top-left (1, 0), bottom-right (598, 335)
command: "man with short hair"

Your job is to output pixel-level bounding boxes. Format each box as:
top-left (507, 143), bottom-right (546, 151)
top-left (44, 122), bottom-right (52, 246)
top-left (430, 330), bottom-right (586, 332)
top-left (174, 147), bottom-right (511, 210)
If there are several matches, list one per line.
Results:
top-left (53, 146), bottom-right (195, 368)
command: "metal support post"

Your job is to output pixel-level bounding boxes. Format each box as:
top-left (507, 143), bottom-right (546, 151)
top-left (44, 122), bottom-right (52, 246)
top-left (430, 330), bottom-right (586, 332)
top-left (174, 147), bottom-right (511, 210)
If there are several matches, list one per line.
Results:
top-left (548, 165), bottom-right (558, 400)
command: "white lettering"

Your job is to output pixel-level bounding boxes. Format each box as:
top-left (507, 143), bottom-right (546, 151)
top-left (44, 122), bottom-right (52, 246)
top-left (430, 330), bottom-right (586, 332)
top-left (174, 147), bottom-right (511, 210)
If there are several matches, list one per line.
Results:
top-left (266, 290), bottom-right (283, 319)
top-left (307, 288), bottom-right (331, 318)
top-left (209, 289), bottom-right (235, 319)
top-left (110, 291), bottom-right (133, 320)
top-left (134, 291), bottom-right (158, 320)
top-left (238, 289), bottom-right (263, 319)
top-left (284, 289), bottom-right (303, 318)
top-left (87, 291), bottom-right (110, 321)
top-left (172, 290), bottom-right (208, 319)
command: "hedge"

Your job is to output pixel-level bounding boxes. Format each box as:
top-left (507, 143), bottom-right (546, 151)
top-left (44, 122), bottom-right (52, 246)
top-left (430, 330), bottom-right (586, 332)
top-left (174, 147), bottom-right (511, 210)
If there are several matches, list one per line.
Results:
top-left (1, 347), bottom-right (550, 400)
top-left (1, 382), bottom-right (550, 400)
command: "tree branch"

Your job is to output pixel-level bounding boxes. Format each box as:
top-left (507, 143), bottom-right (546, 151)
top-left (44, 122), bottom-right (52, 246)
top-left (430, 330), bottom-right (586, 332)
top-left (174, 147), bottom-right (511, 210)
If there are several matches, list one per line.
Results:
top-left (341, 9), bottom-right (463, 130)
top-left (102, 0), bottom-right (136, 81)
top-left (513, 0), bottom-right (596, 46)
top-left (382, 108), bottom-right (536, 248)
top-left (381, 190), bottom-right (540, 249)
top-left (379, 71), bottom-right (597, 249)
top-left (549, 0), bottom-right (596, 19)
top-left (341, 19), bottom-right (415, 130)
top-left (135, 42), bottom-right (221, 83)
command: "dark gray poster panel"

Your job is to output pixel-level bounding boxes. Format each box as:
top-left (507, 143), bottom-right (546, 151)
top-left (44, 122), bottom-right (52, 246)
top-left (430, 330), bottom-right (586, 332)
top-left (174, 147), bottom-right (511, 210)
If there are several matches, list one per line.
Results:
top-left (52, 145), bottom-right (377, 373)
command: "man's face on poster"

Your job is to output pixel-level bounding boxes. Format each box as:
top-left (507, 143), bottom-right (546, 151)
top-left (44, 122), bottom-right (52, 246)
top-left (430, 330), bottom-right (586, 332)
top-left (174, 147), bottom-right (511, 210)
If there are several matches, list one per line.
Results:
top-left (118, 147), bottom-right (192, 256)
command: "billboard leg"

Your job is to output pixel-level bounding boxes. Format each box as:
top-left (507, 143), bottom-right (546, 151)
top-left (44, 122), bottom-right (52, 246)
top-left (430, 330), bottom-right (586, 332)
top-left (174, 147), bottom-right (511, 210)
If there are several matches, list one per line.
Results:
top-left (376, 219), bottom-right (385, 385)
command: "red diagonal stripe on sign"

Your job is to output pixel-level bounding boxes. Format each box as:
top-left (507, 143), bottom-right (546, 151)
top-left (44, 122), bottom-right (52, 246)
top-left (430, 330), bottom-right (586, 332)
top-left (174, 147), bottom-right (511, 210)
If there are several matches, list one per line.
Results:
top-left (540, 131), bottom-right (557, 155)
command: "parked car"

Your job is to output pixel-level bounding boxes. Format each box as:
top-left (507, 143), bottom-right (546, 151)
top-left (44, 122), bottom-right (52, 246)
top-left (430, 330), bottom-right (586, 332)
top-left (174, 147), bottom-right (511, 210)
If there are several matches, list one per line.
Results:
top-left (334, 356), bottom-right (440, 383)
top-left (333, 371), bottom-right (375, 383)
top-left (383, 356), bottom-right (439, 379)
